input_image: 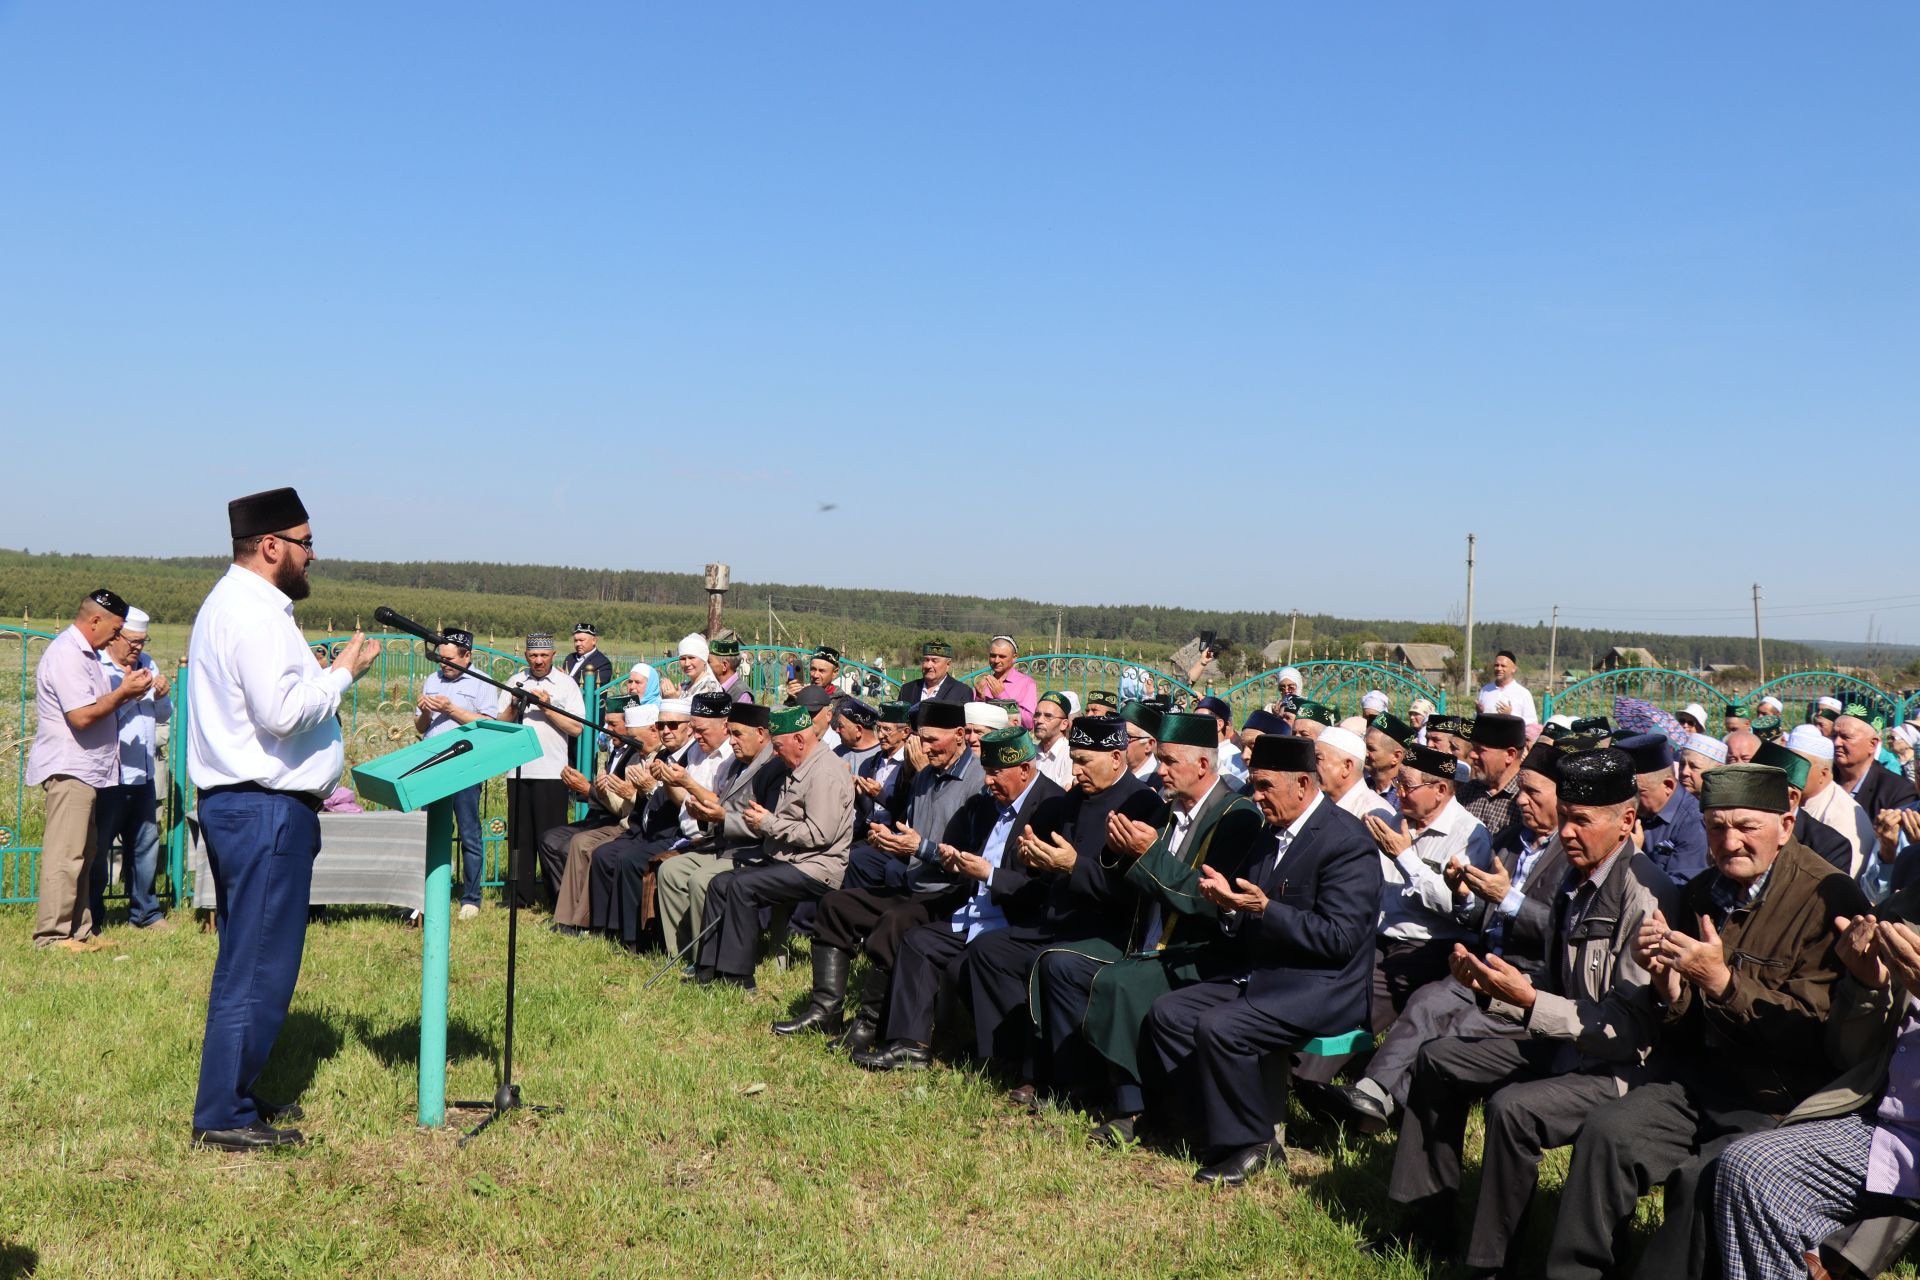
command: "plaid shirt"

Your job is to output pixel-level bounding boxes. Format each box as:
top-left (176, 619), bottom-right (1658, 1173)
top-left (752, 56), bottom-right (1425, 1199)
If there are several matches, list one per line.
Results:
top-left (1463, 770), bottom-right (1523, 847)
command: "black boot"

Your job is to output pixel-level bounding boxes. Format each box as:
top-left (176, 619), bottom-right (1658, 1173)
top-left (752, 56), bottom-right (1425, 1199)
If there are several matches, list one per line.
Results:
top-left (771, 944), bottom-right (850, 1036)
top-left (830, 973), bottom-right (886, 1055)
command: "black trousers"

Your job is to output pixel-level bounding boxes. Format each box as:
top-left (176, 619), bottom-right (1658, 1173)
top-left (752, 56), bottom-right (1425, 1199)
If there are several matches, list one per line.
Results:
top-left (888, 924), bottom-right (967, 1045)
top-left (1364, 975), bottom-right (1520, 1106)
top-left (844, 841), bottom-right (908, 891)
top-left (697, 863), bottom-right (829, 979)
top-left (959, 927), bottom-right (1048, 1076)
top-left (1143, 978), bottom-right (1316, 1154)
top-left (816, 886), bottom-right (947, 965)
top-left (1030, 949), bottom-right (1127, 1109)
top-left (506, 778), bottom-right (568, 910)
top-left (592, 831), bottom-right (678, 943)
top-left (1388, 1035), bottom-right (1622, 1272)
top-left (537, 813), bottom-right (619, 898)
top-left (1293, 934), bottom-right (1458, 1084)
top-left (1549, 1081), bottom-right (1770, 1280)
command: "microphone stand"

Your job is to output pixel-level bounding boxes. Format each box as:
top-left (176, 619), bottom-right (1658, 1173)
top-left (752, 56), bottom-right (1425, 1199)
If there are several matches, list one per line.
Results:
top-left (375, 608), bottom-right (647, 1142)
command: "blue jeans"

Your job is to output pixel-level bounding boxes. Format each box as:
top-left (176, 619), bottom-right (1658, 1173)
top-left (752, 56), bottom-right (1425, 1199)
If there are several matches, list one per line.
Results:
top-left (451, 784), bottom-right (485, 905)
top-left (89, 781), bottom-right (165, 927)
top-left (193, 789), bottom-right (319, 1132)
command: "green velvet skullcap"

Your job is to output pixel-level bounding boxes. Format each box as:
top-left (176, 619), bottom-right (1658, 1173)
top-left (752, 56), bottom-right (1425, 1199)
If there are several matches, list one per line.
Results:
top-left (921, 639), bottom-right (953, 657)
top-left (707, 635), bottom-right (741, 657)
top-left (602, 691), bottom-right (633, 714)
top-left (878, 700), bottom-right (910, 725)
top-left (1039, 690), bottom-right (1073, 715)
top-left (1751, 714), bottom-right (1783, 741)
top-left (1839, 697), bottom-right (1888, 733)
top-left (1698, 763), bottom-right (1791, 814)
top-left (1117, 700), bottom-right (1164, 739)
top-left (980, 727), bottom-right (1037, 769)
top-left (1157, 711), bottom-right (1218, 749)
top-left (1367, 713), bottom-right (1414, 746)
top-left (1293, 699), bottom-right (1338, 727)
top-left (768, 704), bottom-right (813, 737)
top-left (1751, 742), bottom-right (1811, 791)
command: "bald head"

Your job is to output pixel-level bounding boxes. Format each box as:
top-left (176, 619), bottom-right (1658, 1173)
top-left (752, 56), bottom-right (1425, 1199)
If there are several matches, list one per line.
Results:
top-left (1724, 730), bottom-right (1760, 764)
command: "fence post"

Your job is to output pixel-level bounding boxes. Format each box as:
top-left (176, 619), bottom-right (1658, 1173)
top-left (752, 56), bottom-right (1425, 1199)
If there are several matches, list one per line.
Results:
top-left (169, 660), bottom-right (191, 907)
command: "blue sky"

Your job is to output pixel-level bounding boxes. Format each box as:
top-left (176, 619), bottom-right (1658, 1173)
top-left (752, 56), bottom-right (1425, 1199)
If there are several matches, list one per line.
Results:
top-left (1, 4), bottom-right (1914, 643)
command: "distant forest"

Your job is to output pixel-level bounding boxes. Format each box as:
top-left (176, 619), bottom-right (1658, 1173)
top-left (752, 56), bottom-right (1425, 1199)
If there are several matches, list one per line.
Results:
top-left (2, 548), bottom-right (1907, 680)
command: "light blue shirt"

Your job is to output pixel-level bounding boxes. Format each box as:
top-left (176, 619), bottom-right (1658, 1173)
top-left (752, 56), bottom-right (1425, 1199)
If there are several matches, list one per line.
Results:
top-left (421, 668), bottom-right (502, 738)
top-left (950, 776), bottom-right (1038, 941)
top-left (100, 649), bottom-right (171, 786)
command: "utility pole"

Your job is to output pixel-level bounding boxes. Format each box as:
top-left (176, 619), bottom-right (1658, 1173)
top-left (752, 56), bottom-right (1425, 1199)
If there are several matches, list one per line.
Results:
top-left (1547, 604), bottom-right (1559, 698)
top-left (1462, 534), bottom-right (1477, 700)
top-left (704, 563), bottom-right (730, 636)
top-left (1286, 609), bottom-right (1298, 663)
top-left (1752, 583), bottom-right (1766, 681)
top-left (1055, 609), bottom-right (1063, 654)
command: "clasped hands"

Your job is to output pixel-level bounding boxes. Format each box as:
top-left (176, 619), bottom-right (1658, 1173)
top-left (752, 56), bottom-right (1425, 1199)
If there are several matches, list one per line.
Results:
top-left (868, 821), bottom-right (924, 861)
top-left (1832, 913), bottom-right (1920, 991)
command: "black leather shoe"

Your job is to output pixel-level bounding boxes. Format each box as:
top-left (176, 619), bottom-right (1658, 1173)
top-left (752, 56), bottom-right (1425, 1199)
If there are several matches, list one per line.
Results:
top-left (1194, 1141), bottom-right (1284, 1186)
top-left (253, 1098), bottom-right (305, 1124)
top-left (687, 966), bottom-right (717, 985)
top-left (1089, 1114), bottom-right (1140, 1148)
top-left (851, 1041), bottom-right (931, 1072)
top-left (830, 1017), bottom-right (878, 1055)
top-left (1295, 1079), bottom-right (1393, 1135)
top-left (771, 1003), bottom-right (843, 1037)
top-left (193, 1122), bottom-right (306, 1152)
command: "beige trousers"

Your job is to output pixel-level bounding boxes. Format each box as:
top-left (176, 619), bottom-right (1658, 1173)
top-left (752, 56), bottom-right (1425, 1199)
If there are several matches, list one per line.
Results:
top-left (551, 824), bottom-right (626, 928)
top-left (33, 776), bottom-right (100, 946)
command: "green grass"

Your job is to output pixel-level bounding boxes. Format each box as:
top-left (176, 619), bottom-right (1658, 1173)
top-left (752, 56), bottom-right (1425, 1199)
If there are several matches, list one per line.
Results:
top-left (0, 904), bottom-right (1443, 1280)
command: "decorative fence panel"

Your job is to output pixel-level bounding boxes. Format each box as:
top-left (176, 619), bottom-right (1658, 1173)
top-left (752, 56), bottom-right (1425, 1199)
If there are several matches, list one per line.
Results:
top-left (1746, 670), bottom-right (1904, 730)
top-left (1542, 668), bottom-right (1733, 724)
top-left (1222, 661), bottom-right (1445, 724)
top-left (954, 653), bottom-right (1196, 712)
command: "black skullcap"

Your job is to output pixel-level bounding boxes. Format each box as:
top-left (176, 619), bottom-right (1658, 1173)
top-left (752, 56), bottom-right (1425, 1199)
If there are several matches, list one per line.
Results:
top-left (918, 700), bottom-right (967, 730)
top-left (1425, 714), bottom-right (1466, 738)
top-left (1555, 748), bottom-right (1637, 807)
top-left (1088, 689), bottom-right (1119, 708)
top-left (1614, 732), bottom-right (1674, 776)
top-left (1069, 714), bottom-right (1129, 751)
top-left (727, 701), bottom-right (771, 730)
top-left (690, 691), bottom-right (733, 718)
top-left (86, 588), bottom-right (129, 619)
top-left (813, 645), bottom-right (841, 666)
top-left (791, 685), bottom-right (833, 711)
top-left (1248, 733), bottom-right (1317, 773)
top-left (1402, 742), bottom-right (1459, 781)
top-left (838, 699), bottom-right (878, 728)
top-left (1243, 709), bottom-right (1287, 735)
top-left (442, 628), bottom-right (474, 650)
top-left (228, 486), bottom-right (309, 538)
top-left (1520, 740), bottom-right (1564, 779)
top-left (1470, 713), bottom-right (1527, 751)
top-left (573, 621), bottom-right (598, 637)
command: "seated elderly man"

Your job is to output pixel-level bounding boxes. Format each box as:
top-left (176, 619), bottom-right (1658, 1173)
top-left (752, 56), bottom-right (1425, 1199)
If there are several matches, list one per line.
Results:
top-left (590, 699), bottom-right (697, 946)
top-left (1032, 691), bottom-right (1077, 790)
top-left (1029, 713), bottom-right (1264, 1146)
top-left (1617, 731), bottom-right (1710, 886)
top-left (1460, 713), bottom-right (1528, 847)
top-left (848, 728), bottom-right (1066, 1069)
top-left (1317, 725), bottom-right (1395, 824)
top-left (843, 700), bottom-right (980, 892)
top-left (1303, 739), bottom-right (1573, 1135)
top-left (549, 700), bottom-right (665, 935)
top-left (963, 700), bottom-right (1011, 754)
top-left (694, 706), bottom-right (855, 990)
top-left (536, 695), bottom-right (650, 927)
top-left (1543, 764), bottom-right (1868, 1280)
top-left (1792, 724), bottom-right (1877, 875)
top-left (1365, 713), bottom-right (1413, 810)
top-left (1143, 733), bottom-right (1380, 1185)
top-left (1678, 731), bottom-right (1727, 796)
top-left (852, 701), bottom-right (914, 836)
top-left (1724, 728), bottom-right (1761, 764)
top-left (1290, 699), bottom-right (1337, 743)
top-left (651, 701), bottom-right (777, 959)
top-left (1382, 749), bottom-right (1679, 1275)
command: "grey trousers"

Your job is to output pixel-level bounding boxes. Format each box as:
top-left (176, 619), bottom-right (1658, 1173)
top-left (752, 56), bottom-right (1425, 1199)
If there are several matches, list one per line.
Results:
top-left (653, 852), bottom-right (732, 955)
top-left (1388, 1034), bottom-right (1623, 1272)
top-left (1363, 975), bottom-right (1522, 1106)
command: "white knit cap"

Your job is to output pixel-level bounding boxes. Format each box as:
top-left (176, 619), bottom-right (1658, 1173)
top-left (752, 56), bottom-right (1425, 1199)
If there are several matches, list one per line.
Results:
top-left (1786, 724), bottom-right (1835, 761)
top-left (677, 633), bottom-right (709, 661)
top-left (122, 606), bottom-right (150, 631)
top-left (1317, 725), bottom-right (1367, 763)
top-left (1682, 733), bottom-right (1727, 764)
top-left (659, 698), bottom-right (692, 718)
top-left (625, 703), bottom-right (661, 728)
top-left (1361, 689), bottom-right (1389, 712)
top-left (965, 702), bottom-right (1010, 730)
top-left (1062, 691), bottom-right (1082, 716)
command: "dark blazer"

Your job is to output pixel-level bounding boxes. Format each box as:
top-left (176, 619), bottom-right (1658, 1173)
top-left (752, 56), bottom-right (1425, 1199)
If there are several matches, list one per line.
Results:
top-left (632, 743), bottom-right (694, 841)
top-left (1475, 829), bottom-right (1567, 976)
top-left (1235, 795), bottom-right (1382, 1030)
top-left (921, 774), bottom-right (1067, 926)
top-left (1006, 773), bottom-right (1167, 945)
top-left (1852, 762), bottom-right (1920, 820)
top-left (564, 647), bottom-right (614, 691)
top-left (900, 676), bottom-right (975, 709)
top-left (1794, 809), bottom-right (1857, 874)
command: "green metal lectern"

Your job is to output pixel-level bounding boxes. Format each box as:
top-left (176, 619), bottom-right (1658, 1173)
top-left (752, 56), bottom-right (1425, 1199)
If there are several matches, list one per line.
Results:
top-left (353, 719), bottom-right (541, 1126)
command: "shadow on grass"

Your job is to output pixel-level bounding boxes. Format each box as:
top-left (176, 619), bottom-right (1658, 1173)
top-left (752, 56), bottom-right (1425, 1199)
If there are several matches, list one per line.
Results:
top-left (255, 1010), bottom-right (345, 1104)
top-left (0, 1240), bottom-right (37, 1277)
top-left (352, 1014), bottom-right (495, 1070)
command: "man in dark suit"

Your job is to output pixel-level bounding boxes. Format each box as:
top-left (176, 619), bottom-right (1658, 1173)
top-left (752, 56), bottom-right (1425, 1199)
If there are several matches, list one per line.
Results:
top-left (1144, 732), bottom-right (1382, 1185)
top-left (1834, 705), bottom-right (1920, 819)
top-left (835, 729), bottom-right (1064, 1059)
top-left (898, 639), bottom-right (975, 719)
top-left (564, 622), bottom-right (614, 691)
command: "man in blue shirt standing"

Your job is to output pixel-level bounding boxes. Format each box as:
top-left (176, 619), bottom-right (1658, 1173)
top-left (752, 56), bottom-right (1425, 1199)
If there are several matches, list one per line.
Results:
top-left (87, 606), bottom-right (173, 931)
top-left (414, 628), bottom-right (502, 920)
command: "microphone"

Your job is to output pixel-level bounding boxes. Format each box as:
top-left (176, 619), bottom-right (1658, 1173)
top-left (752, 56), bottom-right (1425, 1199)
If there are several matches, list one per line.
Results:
top-left (374, 607), bottom-right (445, 647)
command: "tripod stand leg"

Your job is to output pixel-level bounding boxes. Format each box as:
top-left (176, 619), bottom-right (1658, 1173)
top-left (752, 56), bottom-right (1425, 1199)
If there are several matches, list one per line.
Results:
top-left (643, 915), bottom-right (723, 990)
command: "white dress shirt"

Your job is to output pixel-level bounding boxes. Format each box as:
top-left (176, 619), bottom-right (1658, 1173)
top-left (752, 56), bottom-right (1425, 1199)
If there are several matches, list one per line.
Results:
top-left (186, 564), bottom-right (351, 797)
top-left (502, 668), bottom-right (585, 780)
top-left (676, 738), bottom-right (736, 839)
top-left (1034, 736), bottom-right (1074, 790)
top-left (1476, 680), bottom-right (1539, 724)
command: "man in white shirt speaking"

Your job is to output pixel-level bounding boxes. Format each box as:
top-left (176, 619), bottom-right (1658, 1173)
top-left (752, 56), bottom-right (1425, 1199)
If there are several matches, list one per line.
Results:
top-left (187, 487), bottom-right (379, 1152)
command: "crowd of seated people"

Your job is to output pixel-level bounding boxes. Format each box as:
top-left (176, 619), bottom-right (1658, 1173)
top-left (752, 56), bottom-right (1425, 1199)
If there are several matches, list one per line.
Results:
top-left (486, 631), bottom-right (1920, 1280)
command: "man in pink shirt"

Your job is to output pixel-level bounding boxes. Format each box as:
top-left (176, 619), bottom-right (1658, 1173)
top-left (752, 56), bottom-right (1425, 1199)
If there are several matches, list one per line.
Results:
top-left (971, 635), bottom-right (1036, 729)
top-left (28, 588), bottom-right (142, 951)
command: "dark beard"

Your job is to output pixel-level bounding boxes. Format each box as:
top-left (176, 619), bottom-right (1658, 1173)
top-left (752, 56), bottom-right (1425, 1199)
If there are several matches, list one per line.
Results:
top-left (274, 557), bottom-right (312, 601)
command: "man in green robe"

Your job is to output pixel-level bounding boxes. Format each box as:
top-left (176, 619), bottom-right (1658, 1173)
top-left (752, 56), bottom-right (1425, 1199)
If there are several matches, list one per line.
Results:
top-left (1029, 711), bottom-right (1266, 1145)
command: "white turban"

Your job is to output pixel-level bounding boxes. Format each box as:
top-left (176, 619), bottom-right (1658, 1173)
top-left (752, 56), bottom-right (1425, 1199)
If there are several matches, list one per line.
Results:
top-left (1361, 689), bottom-right (1389, 713)
top-left (1682, 733), bottom-right (1727, 765)
top-left (659, 697), bottom-right (692, 718)
top-left (123, 606), bottom-right (150, 632)
top-left (1276, 667), bottom-right (1302, 687)
top-left (677, 633), bottom-right (709, 661)
top-left (965, 702), bottom-right (1010, 730)
top-left (625, 703), bottom-right (661, 728)
top-left (1757, 696), bottom-right (1783, 714)
top-left (1786, 725), bottom-right (1835, 761)
top-left (1317, 726), bottom-right (1367, 763)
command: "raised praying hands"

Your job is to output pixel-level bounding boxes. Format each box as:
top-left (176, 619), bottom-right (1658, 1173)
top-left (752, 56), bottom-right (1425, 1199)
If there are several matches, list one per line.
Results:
top-left (1196, 863), bottom-right (1266, 915)
top-left (1636, 910), bottom-right (1733, 1003)
top-left (1018, 829), bottom-right (1079, 875)
top-left (1833, 915), bottom-right (1889, 989)
top-left (1364, 813), bottom-right (1411, 856)
top-left (560, 766), bottom-right (592, 797)
top-left (1449, 943), bottom-right (1536, 1009)
top-left (868, 821), bottom-right (922, 859)
top-left (938, 842), bottom-right (991, 882)
top-left (1104, 811), bottom-right (1158, 859)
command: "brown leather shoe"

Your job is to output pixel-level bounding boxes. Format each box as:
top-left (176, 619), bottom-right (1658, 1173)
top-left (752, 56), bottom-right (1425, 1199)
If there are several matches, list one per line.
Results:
top-left (1005, 1083), bottom-right (1038, 1110)
top-left (1805, 1249), bottom-right (1837, 1280)
top-left (51, 938), bottom-right (101, 954)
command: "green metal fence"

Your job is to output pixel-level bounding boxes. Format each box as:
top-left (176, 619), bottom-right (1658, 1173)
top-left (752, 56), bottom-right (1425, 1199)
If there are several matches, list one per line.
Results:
top-left (1223, 660), bottom-right (1447, 723)
top-left (1542, 667), bottom-right (1734, 723)
top-left (954, 653), bottom-right (1196, 712)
